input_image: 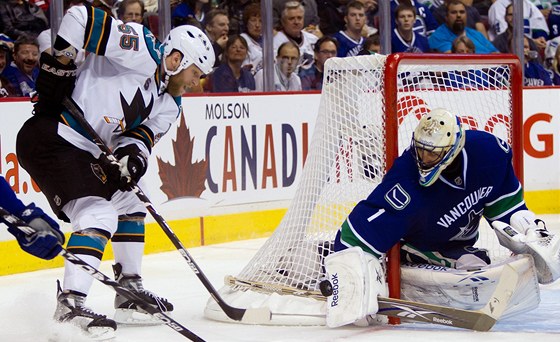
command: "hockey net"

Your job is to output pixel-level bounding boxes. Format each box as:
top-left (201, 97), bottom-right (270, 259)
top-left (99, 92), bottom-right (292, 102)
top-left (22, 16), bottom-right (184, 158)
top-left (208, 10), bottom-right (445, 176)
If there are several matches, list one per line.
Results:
top-left (204, 53), bottom-right (523, 325)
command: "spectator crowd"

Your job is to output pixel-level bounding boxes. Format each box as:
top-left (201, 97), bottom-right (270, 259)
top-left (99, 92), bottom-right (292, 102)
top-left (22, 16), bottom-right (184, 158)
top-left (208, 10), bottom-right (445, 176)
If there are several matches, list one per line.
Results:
top-left (2, 0), bottom-right (560, 97)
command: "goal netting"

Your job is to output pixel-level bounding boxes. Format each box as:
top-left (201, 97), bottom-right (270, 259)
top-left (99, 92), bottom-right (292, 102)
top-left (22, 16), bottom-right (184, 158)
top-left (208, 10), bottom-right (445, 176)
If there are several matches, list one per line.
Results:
top-left (204, 53), bottom-right (523, 325)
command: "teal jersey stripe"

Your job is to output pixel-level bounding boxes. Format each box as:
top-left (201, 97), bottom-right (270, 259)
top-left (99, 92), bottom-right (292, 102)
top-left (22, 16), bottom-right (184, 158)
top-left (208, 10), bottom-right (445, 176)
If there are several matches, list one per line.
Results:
top-left (143, 26), bottom-right (161, 64)
top-left (84, 7), bottom-right (111, 55)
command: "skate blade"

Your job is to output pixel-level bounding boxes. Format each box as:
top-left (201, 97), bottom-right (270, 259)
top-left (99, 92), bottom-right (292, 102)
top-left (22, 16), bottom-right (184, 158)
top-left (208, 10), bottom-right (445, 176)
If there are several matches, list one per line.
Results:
top-left (114, 308), bottom-right (163, 326)
top-left (51, 321), bottom-right (116, 341)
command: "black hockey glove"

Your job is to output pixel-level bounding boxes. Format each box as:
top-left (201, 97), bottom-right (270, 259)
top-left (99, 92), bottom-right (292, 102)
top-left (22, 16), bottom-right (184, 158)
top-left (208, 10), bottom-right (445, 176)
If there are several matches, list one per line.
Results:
top-left (2, 203), bottom-right (65, 260)
top-left (33, 52), bottom-right (77, 117)
top-left (114, 144), bottom-right (148, 184)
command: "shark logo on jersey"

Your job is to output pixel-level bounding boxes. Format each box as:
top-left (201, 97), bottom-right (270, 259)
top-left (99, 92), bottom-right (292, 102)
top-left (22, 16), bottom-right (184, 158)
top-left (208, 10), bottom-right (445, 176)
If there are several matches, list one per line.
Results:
top-left (495, 136), bottom-right (510, 153)
top-left (121, 88), bottom-right (154, 130)
top-left (449, 208), bottom-right (483, 241)
top-left (384, 184), bottom-right (411, 210)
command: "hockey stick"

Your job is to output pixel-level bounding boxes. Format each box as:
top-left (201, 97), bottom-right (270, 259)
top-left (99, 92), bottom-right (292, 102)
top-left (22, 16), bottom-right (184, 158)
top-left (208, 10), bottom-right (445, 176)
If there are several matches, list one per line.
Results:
top-left (0, 207), bottom-right (204, 342)
top-left (61, 97), bottom-right (271, 324)
top-left (227, 264), bottom-right (518, 331)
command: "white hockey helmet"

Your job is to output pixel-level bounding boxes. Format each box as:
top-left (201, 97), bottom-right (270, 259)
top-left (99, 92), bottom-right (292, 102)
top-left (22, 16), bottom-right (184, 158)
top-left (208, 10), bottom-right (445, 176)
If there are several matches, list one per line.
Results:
top-left (412, 108), bottom-right (465, 187)
top-left (162, 25), bottom-right (215, 77)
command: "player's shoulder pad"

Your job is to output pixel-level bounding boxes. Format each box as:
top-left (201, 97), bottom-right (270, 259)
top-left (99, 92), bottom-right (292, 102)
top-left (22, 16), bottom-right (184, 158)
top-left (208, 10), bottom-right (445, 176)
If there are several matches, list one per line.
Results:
top-left (465, 129), bottom-right (511, 155)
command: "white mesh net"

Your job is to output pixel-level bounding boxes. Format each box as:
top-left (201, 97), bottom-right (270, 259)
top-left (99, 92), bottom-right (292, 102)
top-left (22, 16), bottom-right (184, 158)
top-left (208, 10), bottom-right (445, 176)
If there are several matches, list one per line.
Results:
top-left (204, 54), bottom-right (521, 325)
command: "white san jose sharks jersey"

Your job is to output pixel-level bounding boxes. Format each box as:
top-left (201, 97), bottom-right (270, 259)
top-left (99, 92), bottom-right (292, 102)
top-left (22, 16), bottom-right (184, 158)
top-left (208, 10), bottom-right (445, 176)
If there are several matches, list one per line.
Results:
top-left (334, 130), bottom-right (528, 256)
top-left (56, 5), bottom-right (181, 157)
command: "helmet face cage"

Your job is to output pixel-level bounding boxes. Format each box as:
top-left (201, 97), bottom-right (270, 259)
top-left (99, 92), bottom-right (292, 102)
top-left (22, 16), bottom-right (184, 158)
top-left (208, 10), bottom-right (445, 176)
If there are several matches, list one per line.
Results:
top-left (411, 109), bottom-right (465, 186)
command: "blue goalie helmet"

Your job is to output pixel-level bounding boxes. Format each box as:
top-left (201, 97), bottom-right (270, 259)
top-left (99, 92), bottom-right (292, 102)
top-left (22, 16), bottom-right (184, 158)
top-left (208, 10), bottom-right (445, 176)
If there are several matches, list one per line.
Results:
top-left (412, 108), bottom-right (466, 187)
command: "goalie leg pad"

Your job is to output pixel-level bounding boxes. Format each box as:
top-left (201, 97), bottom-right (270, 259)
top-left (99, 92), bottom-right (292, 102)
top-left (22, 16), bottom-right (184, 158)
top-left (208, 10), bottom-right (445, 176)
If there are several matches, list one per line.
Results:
top-left (324, 247), bottom-right (386, 327)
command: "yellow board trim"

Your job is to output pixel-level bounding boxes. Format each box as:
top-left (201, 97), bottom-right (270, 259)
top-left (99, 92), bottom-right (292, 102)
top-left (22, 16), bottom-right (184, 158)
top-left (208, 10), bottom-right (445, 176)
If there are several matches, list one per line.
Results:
top-left (0, 208), bottom-right (286, 276)
top-left (525, 189), bottom-right (560, 214)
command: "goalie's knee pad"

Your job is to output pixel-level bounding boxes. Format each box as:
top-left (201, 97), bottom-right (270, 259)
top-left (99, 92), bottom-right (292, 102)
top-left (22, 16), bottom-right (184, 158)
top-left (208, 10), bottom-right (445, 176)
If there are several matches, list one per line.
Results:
top-left (324, 247), bottom-right (387, 327)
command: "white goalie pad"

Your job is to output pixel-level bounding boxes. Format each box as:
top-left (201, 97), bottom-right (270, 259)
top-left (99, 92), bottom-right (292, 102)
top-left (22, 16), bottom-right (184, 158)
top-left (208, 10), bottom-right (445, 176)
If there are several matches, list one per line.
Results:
top-left (400, 254), bottom-right (540, 319)
top-left (324, 247), bottom-right (387, 328)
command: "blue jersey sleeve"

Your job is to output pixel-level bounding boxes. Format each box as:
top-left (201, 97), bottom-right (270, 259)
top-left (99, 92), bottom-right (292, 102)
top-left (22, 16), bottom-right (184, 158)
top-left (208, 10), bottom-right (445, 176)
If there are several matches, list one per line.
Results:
top-left (0, 176), bottom-right (26, 216)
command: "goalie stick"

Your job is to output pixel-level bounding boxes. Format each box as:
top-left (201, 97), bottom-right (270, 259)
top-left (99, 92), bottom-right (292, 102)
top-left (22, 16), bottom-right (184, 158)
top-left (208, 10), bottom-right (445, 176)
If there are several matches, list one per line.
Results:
top-left (61, 97), bottom-right (271, 324)
top-left (0, 207), bottom-right (204, 342)
top-left (227, 263), bottom-right (518, 331)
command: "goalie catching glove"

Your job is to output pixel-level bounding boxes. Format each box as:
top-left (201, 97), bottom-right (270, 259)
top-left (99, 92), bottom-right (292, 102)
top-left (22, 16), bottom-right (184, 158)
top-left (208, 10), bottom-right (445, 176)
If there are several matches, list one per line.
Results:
top-left (98, 145), bottom-right (148, 191)
top-left (492, 210), bottom-right (560, 284)
top-left (324, 247), bottom-right (388, 327)
top-left (33, 52), bottom-right (77, 117)
top-left (1, 203), bottom-right (65, 260)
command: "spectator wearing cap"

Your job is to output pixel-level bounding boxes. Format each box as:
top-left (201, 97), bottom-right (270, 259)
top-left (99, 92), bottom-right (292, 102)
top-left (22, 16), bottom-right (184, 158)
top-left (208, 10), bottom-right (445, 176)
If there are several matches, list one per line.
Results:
top-left (1, 34), bottom-right (40, 97)
top-left (0, 0), bottom-right (49, 40)
top-left (0, 38), bottom-right (17, 97)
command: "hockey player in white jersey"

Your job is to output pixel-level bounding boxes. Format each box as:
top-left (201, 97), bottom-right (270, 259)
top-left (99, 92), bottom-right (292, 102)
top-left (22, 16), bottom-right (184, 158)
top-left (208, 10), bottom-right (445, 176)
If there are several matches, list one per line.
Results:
top-left (16, 4), bottom-right (214, 339)
top-left (325, 108), bottom-right (560, 327)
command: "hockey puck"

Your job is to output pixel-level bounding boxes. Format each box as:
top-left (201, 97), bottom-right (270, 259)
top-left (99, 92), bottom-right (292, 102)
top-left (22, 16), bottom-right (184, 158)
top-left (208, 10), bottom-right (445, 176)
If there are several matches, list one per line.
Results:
top-left (319, 279), bottom-right (333, 296)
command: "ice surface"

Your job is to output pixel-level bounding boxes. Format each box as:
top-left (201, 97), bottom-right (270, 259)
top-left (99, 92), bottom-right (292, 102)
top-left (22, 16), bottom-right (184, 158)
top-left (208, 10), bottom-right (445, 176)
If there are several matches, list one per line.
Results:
top-left (1, 215), bottom-right (559, 342)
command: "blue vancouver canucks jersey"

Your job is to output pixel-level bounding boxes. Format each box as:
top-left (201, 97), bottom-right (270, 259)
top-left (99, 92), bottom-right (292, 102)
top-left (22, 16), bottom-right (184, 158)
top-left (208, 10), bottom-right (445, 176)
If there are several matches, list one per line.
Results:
top-left (334, 130), bottom-right (527, 256)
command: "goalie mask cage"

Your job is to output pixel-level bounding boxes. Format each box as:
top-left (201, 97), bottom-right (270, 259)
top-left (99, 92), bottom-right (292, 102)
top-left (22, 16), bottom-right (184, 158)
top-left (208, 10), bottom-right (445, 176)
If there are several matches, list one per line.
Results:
top-left (204, 53), bottom-right (523, 325)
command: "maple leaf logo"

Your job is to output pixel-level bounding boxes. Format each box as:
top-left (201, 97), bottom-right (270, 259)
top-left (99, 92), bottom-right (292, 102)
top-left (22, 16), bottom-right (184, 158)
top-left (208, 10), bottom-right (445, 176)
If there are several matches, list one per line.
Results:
top-left (157, 113), bottom-right (207, 199)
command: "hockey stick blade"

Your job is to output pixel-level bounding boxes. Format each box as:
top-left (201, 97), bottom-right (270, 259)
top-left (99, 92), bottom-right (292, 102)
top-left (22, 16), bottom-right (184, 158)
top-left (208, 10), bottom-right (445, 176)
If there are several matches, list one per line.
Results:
top-left (0, 207), bottom-right (204, 341)
top-left (61, 97), bottom-right (271, 324)
top-left (227, 264), bottom-right (518, 331)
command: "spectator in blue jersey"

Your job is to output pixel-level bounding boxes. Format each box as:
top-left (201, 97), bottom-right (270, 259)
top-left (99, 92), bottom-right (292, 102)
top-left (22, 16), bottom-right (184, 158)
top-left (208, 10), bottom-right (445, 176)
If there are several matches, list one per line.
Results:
top-left (333, 1), bottom-right (367, 57)
top-left (0, 175), bottom-right (65, 260)
top-left (429, 0), bottom-right (498, 53)
top-left (1, 34), bottom-right (40, 97)
top-left (299, 36), bottom-right (338, 90)
top-left (392, 4), bottom-right (431, 53)
top-left (255, 41), bottom-right (302, 91)
top-left (548, 5), bottom-right (560, 39)
top-left (172, 0), bottom-right (211, 28)
top-left (326, 108), bottom-right (559, 326)
top-left (550, 44), bottom-right (560, 84)
top-left (207, 35), bottom-right (255, 93)
top-left (523, 36), bottom-right (553, 86)
top-left (391, 0), bottom-right (439, 37)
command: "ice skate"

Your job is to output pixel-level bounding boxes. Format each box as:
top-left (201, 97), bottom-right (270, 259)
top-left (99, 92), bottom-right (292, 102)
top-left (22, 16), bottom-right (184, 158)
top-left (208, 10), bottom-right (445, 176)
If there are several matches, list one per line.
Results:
top-left (113, 263), bottom-right (174, 325)
top-left (54, 285), bottom-right (116, 340)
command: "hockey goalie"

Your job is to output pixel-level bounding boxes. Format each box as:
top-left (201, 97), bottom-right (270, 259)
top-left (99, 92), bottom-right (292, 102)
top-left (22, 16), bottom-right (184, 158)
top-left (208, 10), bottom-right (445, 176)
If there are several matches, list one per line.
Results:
top-left (325, 108), bottom-right (559, 327)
